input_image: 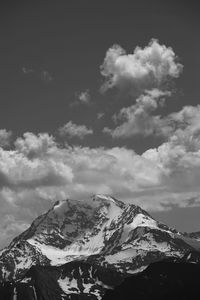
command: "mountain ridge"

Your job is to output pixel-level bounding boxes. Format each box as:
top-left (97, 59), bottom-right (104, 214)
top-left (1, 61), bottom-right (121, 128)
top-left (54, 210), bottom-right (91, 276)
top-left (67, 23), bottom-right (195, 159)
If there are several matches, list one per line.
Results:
top-left (0, 194), bottom-right (200, 299)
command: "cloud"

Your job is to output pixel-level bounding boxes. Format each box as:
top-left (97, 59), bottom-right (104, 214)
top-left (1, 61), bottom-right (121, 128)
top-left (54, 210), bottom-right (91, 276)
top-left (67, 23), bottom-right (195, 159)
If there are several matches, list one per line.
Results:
top-left (0, 148), bottom-right (73, 190)
top-left (1, 123), bottom-right (200, 248)
top-left (0, 129), bottom-right (12, 148)
top-left (141, 104), bottom-right (200, 200)
top-left (40, 70), bottom-right (53, 83)
top-left (70, 89), bottom-right (91, 107)
top-left (0, 213), bottom-right (29, 250)
top-left (78, 89), bottom-right (91, 104)
top-left (22, 67), bottom-right (34, 74)
top-left (139, 104), bottom-right (200, 147)
top-left (103, 89), bottom-right (170, 138)
top-left (14, 132), bottom-right (56, 158)
top-left (0, 139), bottom-right (159, 247)
top-left (143, 140), bottom-right (200, 196)
top-left (166, 105), bottom-right (200, 142)
top-left (0, 38), bottom-right (198, 249)
top-left (22, 67), bottom-right (53, 83)
top-left (58, 121), bottom-right (93, 139)
top-left (97, 112), bottom-right (105, 119)
top-left (101, 39), bottom-right (183, 93)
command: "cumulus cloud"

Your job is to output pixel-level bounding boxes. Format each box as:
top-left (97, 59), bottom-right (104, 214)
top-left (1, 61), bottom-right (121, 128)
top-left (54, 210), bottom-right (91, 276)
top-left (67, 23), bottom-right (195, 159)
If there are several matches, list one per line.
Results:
top-left (0, 138), bottom-right (161, 247)
top-left (166, 105), bottom-right (200, 141)
top-left (103, 89), bottom-right (170, 138)
top-left (143, 140), bottom-right (200, 196)
top-left (138, 104), bottom-right (200, 147)
top-left (101, 39), bottom-right (183, 93)
top-left (58, 121), bottom-right (93, 139)
top-left (1, 123), bottom-right (200, 248)
top-left (101, 41), bottom-right (182, 139)
top-left (14, 132), bottom-right (56, 158)
top-left (141, 104), bottom-right (200, 203)
top-left (0, 148), bottom-right (73, 190)
top-left (0, 129), bottom-right (12, 148)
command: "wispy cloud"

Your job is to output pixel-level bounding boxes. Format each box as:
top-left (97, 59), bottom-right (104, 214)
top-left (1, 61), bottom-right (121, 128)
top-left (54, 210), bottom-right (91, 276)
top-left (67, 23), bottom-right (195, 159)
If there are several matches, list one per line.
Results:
top-left (40, 70), bottom-right (53, 83)
top-left (97, 112), bottom-right (105, 119)
top-left (0, 129), bottom-right (12, 148)
top-left (22, 67), bottom-right (53, 83)
top-left (58, 121), bottom-right (93, 139)
top-left (78, 89), bottom-right (91, 104)
top-left (22, 67), bottom-right (34, 74)
top-left (71, 89), bottom-right (91, 107)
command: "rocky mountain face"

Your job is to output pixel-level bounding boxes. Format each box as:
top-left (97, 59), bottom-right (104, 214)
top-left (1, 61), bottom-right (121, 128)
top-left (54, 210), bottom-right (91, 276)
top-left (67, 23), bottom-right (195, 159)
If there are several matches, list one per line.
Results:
top-left (0, 261), bottom-right (123, 300)
top-left (1, 251), bottom-right (200, 300)
top-left (104, 254), bottom-right (200, 300)
top-left (0, 194), bottom-right (200, 299)
top-left (185, 231), bottom-right (200, 241)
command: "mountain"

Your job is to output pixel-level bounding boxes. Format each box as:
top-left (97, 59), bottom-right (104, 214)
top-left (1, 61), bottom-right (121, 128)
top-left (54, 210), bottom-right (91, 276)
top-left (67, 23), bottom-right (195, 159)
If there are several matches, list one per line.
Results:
top-left (185, 231), bottom-right (200, 241)
top-left (0, 261), bottom-right (123, 300)
top-left (0, 194), bottom-right (200, 299)
top-left (1, 252), bottom-right (200, 300)
top-left (103, 257), bottom-right (200, 300)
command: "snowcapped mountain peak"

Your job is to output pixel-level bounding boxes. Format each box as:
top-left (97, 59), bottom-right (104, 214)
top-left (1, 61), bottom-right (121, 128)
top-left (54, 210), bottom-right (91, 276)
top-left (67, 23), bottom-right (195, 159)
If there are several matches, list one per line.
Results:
top-left (52, 194), bottom-right (123, 212)
top-left (51, 195), bottom-right (125, 223)
top-left (92, 194), bottom-right (115, 202)
top-left (93, 194), bottom-right (120, 204)
top-left (92, 194), bottom-right (126, 208)
top-left (0, 195), bottom-right (198, 283)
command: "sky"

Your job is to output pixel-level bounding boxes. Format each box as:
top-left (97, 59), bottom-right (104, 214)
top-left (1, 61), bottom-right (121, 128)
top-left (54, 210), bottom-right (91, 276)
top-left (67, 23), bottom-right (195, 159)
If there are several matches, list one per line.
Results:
top-left (0, 0), bottom-right (200, 248)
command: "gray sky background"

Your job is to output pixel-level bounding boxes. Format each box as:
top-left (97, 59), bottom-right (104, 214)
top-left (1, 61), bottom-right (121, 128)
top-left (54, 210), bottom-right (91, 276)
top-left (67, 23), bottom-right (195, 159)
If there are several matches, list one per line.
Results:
top-left (0, 0), bottom-right (200, 248)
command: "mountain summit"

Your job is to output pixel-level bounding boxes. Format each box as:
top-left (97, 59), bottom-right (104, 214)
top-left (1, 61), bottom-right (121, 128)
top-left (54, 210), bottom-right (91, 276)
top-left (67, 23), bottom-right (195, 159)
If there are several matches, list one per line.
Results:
top-left (0, 194), bottom-right (198, 284)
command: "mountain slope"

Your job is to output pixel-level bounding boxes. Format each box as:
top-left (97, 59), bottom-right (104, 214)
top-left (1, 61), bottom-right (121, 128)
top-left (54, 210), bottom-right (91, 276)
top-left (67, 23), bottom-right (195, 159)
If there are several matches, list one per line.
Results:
top-left (1, 252), bottom-right (200, 300)
top-left (103, 256), bottom-right (200, 300)
top-left (0, 194), bottom-right (198, 283)
top-left (0, 261), bottom-right (123, 300)
top-left (184, 231), bottom-right (200, 242)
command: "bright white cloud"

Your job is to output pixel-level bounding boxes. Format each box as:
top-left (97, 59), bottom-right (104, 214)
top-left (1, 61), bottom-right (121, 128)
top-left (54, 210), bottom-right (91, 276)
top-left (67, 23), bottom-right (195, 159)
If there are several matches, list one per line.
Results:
top-left (0, 149), bottom-right (73, 190)
top-left (101, 39), bottom-right (183, 93)
top-left (0, 129), bottom-right (12, 148)
top-left (58, 121), bottom-right (93, 139)
top-left (14, 132), bottom-right (56, 158)
top-left (103, 89), bottom-right (170, 138)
